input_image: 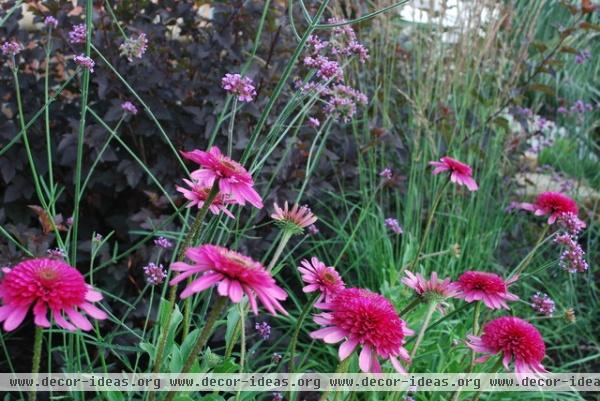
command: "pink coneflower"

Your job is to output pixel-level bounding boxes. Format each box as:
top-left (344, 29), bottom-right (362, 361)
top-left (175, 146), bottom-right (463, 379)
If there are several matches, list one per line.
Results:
top-left (182, 147), bottom-right (263, 209)
top-left (429, 156), bottom-right (478, 191)
top-left (298, 257), bottom-right (345, 302)
top-left (467, 317), bottom-right (547, 376)
top-left (68, 23), bottom-right (86, 44)
top-left (519, 192), bottom-right (579, 224)
top-left (311, 288), bottom-right (413, 373)
top-left (176, 179), bottom-right (235, 218)
top-left (0, 258), bottom-right (107, 331)
top-left (221, 73), bottom-right (256, 102)
top-left (170, 245), bottom-right (288, 315)
top-left (74, 54), bottom-right (95, 72)
top-left (402, 271), bottom-right (457, 302)
top-left (271, 202), bottom-right (317, 234)
top-left (450, 271), bottom-right (518, 310)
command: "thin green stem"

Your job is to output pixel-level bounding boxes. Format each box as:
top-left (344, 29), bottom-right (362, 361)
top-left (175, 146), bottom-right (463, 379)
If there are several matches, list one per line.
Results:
top-left (151, 181), bottom-right (220, 386)
top-left (44, 29), bottom-right (55, 201)
top-left (267, 231), bottom-right (294, 272)
top-left (398, 297), bottom-right (421, 317)
top-left (288, 293), bottom-right (319, 373)
top-left (409, 180), bottom-right (450, 271)
top-left (410, 301), bottom-right (437, 360)
top-left (71, 0), bottom-right (94, 265)
top-left (318, 357), bottom-right (352, 401)
top-left (29, 327), bottom-right (43, 401)
top-left (227, 98), bottom-right (238, 157)
top-left (512, 224), bottom-right (551, 277)
top-left (165, 296), bottom-right (228, 401)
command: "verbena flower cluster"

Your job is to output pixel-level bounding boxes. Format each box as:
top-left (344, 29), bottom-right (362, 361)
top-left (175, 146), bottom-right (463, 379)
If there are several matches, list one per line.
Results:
top-left (119, 33), bottom-right (148, 62)
top-left (221, 73), bottom-right (257, 102)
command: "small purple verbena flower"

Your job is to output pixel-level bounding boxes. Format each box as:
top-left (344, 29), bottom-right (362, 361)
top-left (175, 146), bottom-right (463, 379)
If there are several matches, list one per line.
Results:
top-left (557, 212), bottom-right (586, 236)
top-left (221, 73), bottom-right (256, 102)
top-left (68, 23), bottom-right (87, 44)
top-left (44, 16), bottom-right (59, 28)
top-left (154, 236), bottom-right (173, 249)
top-left (74, 54), bottom-right (95, 72)
top-left (570, 100), bottom-right (593, 114)
top-left (66, 216), bottom-right (74, 226)
top-left (308, 224), bottom-right (319, 236)
top-left (143, 262), bottom-right (167, 285)
top-left (557, 106), bottom-right (568, 114)
top-left (272, 393), bottom-right (283, 401)
top-left (1, 41), bottom-right (24, 56)
top-left (536, 116), bottom-right (550, 130)
top-left (119, 33), bottom-right (148, 62)
top-left (385, 218), bottom-right (403, 235)
top-left (531, 292), bottom-right (555, 316)
top-left (554, 233), bottom-right (589, 273)
top-left (308, 117), bottom-right (320, 128)
top-left (574, 49), bottom-right (591, 64)
top-left (121, 101), bottom-right (138, 115)
top-left (515, 106), bottom-right (533, 118)
top-left (324, 84), bottom-right (368, 122)
top-left (255, 321), bottom-right (271, 340)
top-left (47, 248), bottom-right (67, 259)
top-left (304, 55), bottom-right (344, 81)
top-left (307, 34), bottom-right (329, 54)
top-left (379, 168), bottom-right (393, 180)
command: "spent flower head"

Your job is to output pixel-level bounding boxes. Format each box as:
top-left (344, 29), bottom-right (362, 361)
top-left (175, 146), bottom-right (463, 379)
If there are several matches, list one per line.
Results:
top-left (119, 33), bottom-right (148, 62)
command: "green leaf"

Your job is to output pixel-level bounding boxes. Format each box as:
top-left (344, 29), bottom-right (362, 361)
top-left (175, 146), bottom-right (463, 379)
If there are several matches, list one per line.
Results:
top-left (213, 357), bottom-right (240, 373)
top-left (169, 344), bottom-right (183, 372)
top-left (181, 328), bottom-right (201, 358)
top-left (139, 342), bottom-right (156, 360)
top-left (225, 305), bottom-right (240, 346)
top-left (105, 391), bottom-right (124, 401)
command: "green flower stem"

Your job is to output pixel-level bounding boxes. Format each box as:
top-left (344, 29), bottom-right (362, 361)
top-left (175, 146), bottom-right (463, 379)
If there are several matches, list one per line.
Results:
top-left (70, 0), bottom-right (93, 265)
top-left (409, 180), bottom-right (450, 271)
top-left (409, 300), bottom-right (437, 360)
top-left (44, 28), bottom-right (55, 201)
top-left (470, 302), bottom-right (481, 367)
top-left (150, 181), bottom-right (220, 401)
top-left (317, 357), bottom-right (352, 401)
top-left (512, 224), bottom-right (551, 277)
top-left (227, 97), bottom-right (238, 157)
top-left (398, 297), bottom-right (421, 317)
top-left (288, 293), bottom-right (319, 373)
top-left (165, 296), bottom-right (228, 401)
top-left (267, 230), bottom-right (294, 272)
top-left (29, 327), bottom-right (43, 401)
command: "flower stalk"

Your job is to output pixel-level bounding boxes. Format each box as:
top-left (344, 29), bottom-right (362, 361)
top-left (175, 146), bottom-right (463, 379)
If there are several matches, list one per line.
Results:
top-left (288, 293), bottom-right (319, 373)
top-left (410, 300), bottom-right (437, 360)
top-left (29, 327), bottom-right (43, 401)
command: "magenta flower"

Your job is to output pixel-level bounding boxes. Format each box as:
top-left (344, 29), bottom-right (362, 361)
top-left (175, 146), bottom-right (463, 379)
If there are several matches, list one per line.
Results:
top-left (467, 317), bottom-right (547, 377)
top-left (311, 288), bottom-right (413, 373)
top-left (68, 23), bottom-right (86, 44)
top-left (221, 73), bottom-right (256, 102)
top-left (450, 271), bottom-right (518, 310)
top-left (74, 54), bottom-right (95, 72)
top-left (0, 258), bottom-right (107, 331)
top-left (298, 257), bottom-right (345, 302)
top-left (176, 179), bottom-right (236, 218)
top-left (170, 245), bottom-right (288, 315)
top-left (429, 156), bottom-right (478, 191)
top-left (182, 146), bottom-right (263, 209)
top-left (519, 192), bottom-right (580, 224)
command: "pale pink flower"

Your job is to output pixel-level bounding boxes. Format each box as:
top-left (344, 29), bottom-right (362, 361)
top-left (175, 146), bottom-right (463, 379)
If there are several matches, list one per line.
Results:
top-left (467, 317), bottom-right (547, 377)
top-left (450, 271), bottom-right (518, 310)
top-left (402, 271), bottom-right (457, 299)
top-left (519, 192), bottom-right (580, 224)
top-left (182, 146), bottom-right (263, 209)
top-left (176, 179), bottom-right (235, 218)
top-left (170, 245), bottom-right (288, 315)
top-left (271, 202), bottom-right (317, 234)
top-left (311, 288), bottom-right (413, 373)
top-left (429, 156), bottom-right (478, 191)
top-left (0, 258), bottom-right (107, 331)
top-left (298, 257), bottom-right (345, 302)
